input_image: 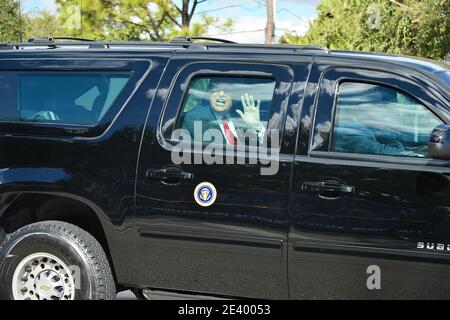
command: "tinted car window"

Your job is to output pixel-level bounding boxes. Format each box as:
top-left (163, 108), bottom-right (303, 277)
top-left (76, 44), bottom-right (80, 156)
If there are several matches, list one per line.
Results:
top-left (332, 82), bottom-right (442, 158)
top-left (0, 72), bottom-right (130, 125)
top-left (175, 76), bottom-right (276, 145)
top-left (0, 73), bottom-right (17, 121)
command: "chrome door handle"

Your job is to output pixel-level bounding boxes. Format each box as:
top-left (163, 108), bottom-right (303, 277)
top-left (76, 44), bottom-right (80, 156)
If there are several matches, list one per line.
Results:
top-left (302, 181), bottom-right (355, 199)
top-left (146, 167), bottom-right (194, 185)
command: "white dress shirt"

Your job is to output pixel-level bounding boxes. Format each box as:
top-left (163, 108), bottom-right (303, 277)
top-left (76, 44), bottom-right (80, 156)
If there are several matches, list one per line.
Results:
top-left (213, 111), bottom-right (266, 145)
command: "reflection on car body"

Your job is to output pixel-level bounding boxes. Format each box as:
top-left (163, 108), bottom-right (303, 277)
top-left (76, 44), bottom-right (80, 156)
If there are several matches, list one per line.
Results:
top-left (0, 38), bottom-right (449, 300)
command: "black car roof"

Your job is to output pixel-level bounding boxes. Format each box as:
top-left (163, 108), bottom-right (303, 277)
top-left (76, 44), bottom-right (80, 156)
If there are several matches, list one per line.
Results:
top-left (0, 38), bottom-right (329, 52)
top-left (1, 39), bottom-right (448, 84)
top-left (331, 49), bottom-right (449, 74)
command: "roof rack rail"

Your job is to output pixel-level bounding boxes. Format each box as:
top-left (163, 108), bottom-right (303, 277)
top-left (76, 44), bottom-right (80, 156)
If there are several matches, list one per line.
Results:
top-left (171, 36), bottom-right (236, 44)
top-left (28, 36), bottom-right (96, 43)
top-left (0, 38), bottom-right (330, 54)
top-left (0, 43), bottom-right (12, 50)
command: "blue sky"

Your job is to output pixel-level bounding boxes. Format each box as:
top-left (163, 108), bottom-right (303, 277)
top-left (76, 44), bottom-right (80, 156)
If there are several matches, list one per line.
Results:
top-left (22, 0), bottom-right (321, 43)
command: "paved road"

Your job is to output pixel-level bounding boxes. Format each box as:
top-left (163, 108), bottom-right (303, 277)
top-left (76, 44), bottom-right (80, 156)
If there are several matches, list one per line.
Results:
top-left (116, 290), bottom-right (226, 300)
top-left (117, 290), bottom-right (137, 300)
top-left (116, 290), bottom-right (196, 300)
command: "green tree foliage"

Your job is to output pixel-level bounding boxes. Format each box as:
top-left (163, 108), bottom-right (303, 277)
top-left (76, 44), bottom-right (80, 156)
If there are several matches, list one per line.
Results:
top-left (0, 0), bottom-right (20, 42)
top-left (281, 0), bottom-right (450, 60)
top-left (24, 12), bottom-right (61, 39)
top-left (55, 0), bottom-right (233, 41)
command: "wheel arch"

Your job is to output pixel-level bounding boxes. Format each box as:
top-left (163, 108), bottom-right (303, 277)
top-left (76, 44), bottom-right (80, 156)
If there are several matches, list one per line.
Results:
top-left (0, 191), bottom-right (118, 284)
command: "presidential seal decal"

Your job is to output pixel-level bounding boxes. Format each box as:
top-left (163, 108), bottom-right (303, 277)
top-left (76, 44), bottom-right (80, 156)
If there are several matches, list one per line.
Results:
top-left (194, 182), bottom-right (217, 207)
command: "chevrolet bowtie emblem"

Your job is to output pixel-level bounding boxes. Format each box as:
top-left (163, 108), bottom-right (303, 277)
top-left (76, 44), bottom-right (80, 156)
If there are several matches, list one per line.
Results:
top-left (40, 285), bottom-right (51, 292)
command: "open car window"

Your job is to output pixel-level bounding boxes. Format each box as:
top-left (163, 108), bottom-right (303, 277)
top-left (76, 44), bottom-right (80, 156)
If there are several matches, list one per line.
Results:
top-left (175, 76), bottom-right (276, 144)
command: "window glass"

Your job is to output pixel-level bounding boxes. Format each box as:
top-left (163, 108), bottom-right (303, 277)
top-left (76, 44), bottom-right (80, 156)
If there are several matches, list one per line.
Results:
top-left (0, 73), bottom-right (17, 121)
top-left (175, 76), bottom-right (276, 145)
top-left (332, 82), bottom-right (442, 158)
top-left (0, 72), bottom-right (131, 126)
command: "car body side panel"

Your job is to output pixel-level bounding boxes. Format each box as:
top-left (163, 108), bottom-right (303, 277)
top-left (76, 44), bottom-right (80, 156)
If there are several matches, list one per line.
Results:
top-left (0, 52), bottom-right (172, 286)
top-left (289, 56), bottom-right (450, 299)
top-left (134, 52), bottom-right (313, 298)
top-left (0, 48), bottom-right (448, 298)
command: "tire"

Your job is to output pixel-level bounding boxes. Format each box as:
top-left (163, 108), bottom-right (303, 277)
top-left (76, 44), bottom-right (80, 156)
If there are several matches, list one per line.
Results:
top-left (0, 221), bottom-right (116, 300)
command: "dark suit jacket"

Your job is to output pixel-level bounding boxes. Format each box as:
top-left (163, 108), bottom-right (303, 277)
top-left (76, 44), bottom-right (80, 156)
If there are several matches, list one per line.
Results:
top-left (180, 104), bottom-right (237, 144)
top-left (179, 102), bottom-right (264, 145)
top-left (334, 121), bottom-right (407, 156)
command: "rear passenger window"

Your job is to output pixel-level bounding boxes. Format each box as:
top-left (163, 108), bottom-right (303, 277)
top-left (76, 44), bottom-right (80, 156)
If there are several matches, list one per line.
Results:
top-left (332, 82), bottom-right (442, 158)
top-left (175, 76), bottom-right (276, 145)
top-left (0, 72), bottom-right (131, 125)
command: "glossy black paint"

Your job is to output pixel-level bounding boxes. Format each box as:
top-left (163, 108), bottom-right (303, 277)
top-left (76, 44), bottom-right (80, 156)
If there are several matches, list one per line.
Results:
top-left (0, 225), bottom-right (4, 245)
top-left (0, 51), bottom-right (172, 286)
top-left (135, 53), bottom-right (310, 299)
top-left (290, 55), bottom-right (450, 299)
top-left (0, 46), bottom-right (448, 299)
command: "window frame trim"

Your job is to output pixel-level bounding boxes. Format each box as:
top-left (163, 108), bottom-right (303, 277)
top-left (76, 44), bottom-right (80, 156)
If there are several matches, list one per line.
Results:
top-left (14, 70), bottom-right (133, 126)
top-left (157, 61), bottom-right (294, 154)
top-left (303, 151), bottom-right (450, 173)
top-left (329, 78), bottom-right (444, 158)
top-left (173, 72), bottom-right (277, 136)
top-left (309, 67), bottom-right (448, 165)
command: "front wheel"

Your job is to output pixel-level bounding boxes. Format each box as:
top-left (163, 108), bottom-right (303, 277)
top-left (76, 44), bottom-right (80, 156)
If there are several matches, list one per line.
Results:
top-left (0, 221), bottom-right (116, 300)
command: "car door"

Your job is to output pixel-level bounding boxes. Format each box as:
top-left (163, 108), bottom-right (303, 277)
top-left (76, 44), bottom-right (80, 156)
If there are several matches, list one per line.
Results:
top-left (289, 59), bottom-right (450, 299)
top-left (0, 54), bottom-right (172, 287)
top-left (135, 53), bottom-right (309, 299)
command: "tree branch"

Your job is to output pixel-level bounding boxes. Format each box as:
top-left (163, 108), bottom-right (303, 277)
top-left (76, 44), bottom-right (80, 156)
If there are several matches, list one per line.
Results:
top-left (190, 0), bottom-right (207, 19)
top-left (169, 0), bottom-right (183, 14)
top-left (166, 12), bottom-right (182, 28)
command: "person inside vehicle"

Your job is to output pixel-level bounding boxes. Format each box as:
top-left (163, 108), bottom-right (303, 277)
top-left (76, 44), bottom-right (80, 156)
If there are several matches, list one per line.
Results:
top-left (332, 82), bottom-right (419, 157)
top-left (178, 78), bottom-right (267, 145)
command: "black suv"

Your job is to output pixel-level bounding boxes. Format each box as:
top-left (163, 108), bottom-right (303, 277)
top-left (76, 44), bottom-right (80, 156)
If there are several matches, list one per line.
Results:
top-left (0, 37), bottom-right (449, 300)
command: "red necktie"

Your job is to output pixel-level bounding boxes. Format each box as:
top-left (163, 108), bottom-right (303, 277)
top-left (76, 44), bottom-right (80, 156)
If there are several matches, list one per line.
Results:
top-left (222, 117), bottom-right (237, 145)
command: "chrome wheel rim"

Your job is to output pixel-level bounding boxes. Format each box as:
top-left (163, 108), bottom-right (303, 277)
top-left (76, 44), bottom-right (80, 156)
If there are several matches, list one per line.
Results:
top-left (12, 252), bottom-right (76, 300)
